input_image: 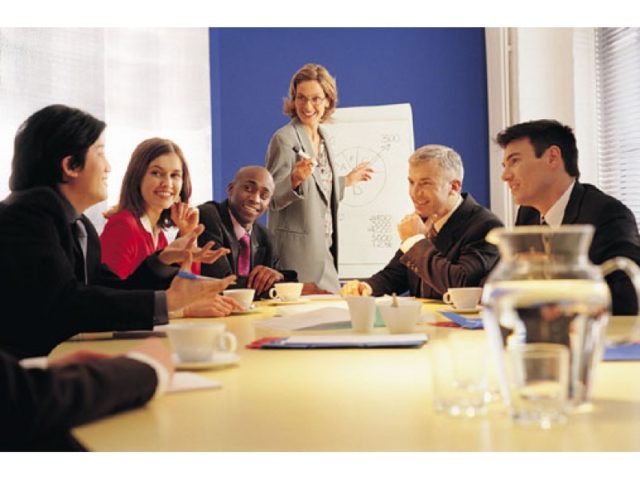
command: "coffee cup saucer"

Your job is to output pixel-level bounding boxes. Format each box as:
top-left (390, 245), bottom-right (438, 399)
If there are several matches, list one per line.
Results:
top-left (449, 306), bottom-right (482, 314)
top-left (268, 298), bottom-right (309, 306)
top-left (172, 352), bottom-right (240, 370)
top-left (230, 305), bottom-right (263, 315)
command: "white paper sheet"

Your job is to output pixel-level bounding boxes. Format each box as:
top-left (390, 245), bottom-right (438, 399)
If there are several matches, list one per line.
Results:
top-left (258, 306), bottom-right (351, 331)
top-left (168, 372), bottom-right (221, 393)
top-left (323, 103), bottom-right (415, 278)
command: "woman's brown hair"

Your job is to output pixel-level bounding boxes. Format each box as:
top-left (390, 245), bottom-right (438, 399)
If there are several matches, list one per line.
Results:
top-left (118, 137), bottom-right (192, 228)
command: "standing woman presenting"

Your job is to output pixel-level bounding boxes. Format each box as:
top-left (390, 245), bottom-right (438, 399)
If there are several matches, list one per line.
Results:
top-left (265, 63), bottom-right (373, 293)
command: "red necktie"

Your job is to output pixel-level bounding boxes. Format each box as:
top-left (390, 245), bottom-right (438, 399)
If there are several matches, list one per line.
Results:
top-left (237, 233), bottom-right (251, 276)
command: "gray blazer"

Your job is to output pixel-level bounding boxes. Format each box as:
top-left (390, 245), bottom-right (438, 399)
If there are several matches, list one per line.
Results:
top-left (265, 118), bottom-right (345, 292)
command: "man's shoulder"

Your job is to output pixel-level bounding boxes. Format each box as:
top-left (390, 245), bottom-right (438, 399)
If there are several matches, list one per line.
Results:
top-left (0, 187), bottom-right (65, 219)
top-left (197, 201), bottom-right (231, 240)
top-left (198, 200), bottom-right (226, 223)
top-left (252, 221), bottom-right (273, 240)
top-left (461, 193), bottom-right (504, 226)
top-left (198, 199), bottom-right (223, 212)
top-left (1, 186), bottom-right (60, 205)
top-left (0, 187), bottom-right (67, 241)
top-left (574, 183), bottom-right (635, 219)
top-left (580, 183), bottom-right (624, 206)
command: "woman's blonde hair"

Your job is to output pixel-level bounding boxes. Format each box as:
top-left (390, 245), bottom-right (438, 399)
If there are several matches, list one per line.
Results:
top-left (283, 63), bottom-right (338, 122)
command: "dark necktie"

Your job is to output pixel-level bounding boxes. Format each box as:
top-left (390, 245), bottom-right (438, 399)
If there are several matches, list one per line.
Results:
top-left (428, 224), bottom-right (438, 241)
top-left (540, 215), bottom-right (549, 226)
top-left (237, 233), bottom-right (251, 277)
top-left (71, 219), bottom-right (88, 284)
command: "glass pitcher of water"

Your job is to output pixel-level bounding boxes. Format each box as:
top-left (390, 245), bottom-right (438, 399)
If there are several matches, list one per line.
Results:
top-left (482, 225), bottom-right (640, 410)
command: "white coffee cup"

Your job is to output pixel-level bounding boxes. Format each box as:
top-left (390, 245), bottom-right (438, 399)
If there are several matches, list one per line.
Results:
top-left (443, 287), bottom-right (483, 310)
top-left (223, 288), bottom-right (255, 309)
top-left (378, 299), bottom-right (422, 334)
top-left (345, 296), bottom-right (376, 333)
top-left (163, 322), bottom-right (237, 363)
top-left (269, 282), bottom-right (303, 302)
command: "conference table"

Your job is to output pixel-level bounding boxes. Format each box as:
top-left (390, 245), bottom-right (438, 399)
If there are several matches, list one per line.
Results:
top-left (52, 297), bottom-right (640, 452)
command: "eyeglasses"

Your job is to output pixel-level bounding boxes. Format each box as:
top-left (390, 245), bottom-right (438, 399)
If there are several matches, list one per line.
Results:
top-left (294, 94), bottom-right (326, 106)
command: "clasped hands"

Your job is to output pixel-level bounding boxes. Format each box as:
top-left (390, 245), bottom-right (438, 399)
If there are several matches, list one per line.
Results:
top-left (397, 213), bottom-right (438, 242)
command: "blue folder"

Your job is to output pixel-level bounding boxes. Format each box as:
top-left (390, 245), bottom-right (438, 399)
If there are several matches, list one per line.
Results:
top-left (256, 334), bottom-right (429, 349)
top-left (437, 311), bottom-right (483, 330)
top-left (603, 343), bottom-right (640, 361)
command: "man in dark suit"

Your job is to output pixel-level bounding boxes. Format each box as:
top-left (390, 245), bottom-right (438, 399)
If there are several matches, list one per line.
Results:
top-left (198, 166), bottom-right (299, 296)
top-left (497, 119), bottom-right (640, 315)
top-left (0, 105), bottom-right (235, 359)
top-left (1, 338), bottom-right (173, 451)
top-left (341, 145), bottom-right (503, 299)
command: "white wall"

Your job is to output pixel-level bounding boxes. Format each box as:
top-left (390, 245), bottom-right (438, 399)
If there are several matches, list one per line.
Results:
top-left (0, 28), bottom-right (212, 234)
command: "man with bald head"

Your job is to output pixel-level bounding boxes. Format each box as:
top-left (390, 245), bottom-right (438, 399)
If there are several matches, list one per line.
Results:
top-left (197, 166), bottom-right (298, 295)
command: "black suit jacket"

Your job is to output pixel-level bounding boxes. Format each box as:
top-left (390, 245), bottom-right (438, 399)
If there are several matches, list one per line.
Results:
top-left (0, 187), bottom-right (176, 359)
top-left (0, 349), bottom-right (156, 451)
top-left (516, 182), bottom-right (640, 315)
top-left (366, 193), bottom-right (504, 299)
top-left (197, 200), bottom-right (297, 292)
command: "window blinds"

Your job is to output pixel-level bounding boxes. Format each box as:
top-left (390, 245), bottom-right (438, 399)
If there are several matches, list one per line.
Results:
top-left (595, 28), bottom-right (640, 222)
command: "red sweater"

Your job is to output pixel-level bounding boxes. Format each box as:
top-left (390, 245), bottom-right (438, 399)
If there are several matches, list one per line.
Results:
top-left (100, 209), bottom-right (168, 279)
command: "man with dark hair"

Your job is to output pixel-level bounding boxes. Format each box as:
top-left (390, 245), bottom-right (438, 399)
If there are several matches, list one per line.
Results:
top-left (341, 144), bottom-right (503, 299)
top-left (0, 105), bottom-right (235, 359)
top-left (497, 119), bottom-right (640, 315)
top-left (198, 166), bottom-right (306, 296)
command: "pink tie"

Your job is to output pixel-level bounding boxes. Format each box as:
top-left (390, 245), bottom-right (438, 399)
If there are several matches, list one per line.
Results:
top-left (237, 233), bottom-right (251, 276)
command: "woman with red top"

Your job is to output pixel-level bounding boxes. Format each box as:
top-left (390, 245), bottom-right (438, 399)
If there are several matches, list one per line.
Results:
top-left (101, 137), bottom-right (200, 278)
top-left (101, 138), bottom-right (239, 316)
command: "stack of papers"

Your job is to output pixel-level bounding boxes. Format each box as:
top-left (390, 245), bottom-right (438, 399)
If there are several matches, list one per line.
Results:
top-left (259, 306), bottom-right (384, 331)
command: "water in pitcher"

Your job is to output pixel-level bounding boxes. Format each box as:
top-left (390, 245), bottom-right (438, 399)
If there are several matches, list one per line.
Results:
top-left (483, 279), bottom-right (610, 408)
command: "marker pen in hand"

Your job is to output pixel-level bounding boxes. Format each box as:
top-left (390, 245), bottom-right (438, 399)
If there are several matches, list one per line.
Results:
top-left (293, 146), bottom-right (317, 166)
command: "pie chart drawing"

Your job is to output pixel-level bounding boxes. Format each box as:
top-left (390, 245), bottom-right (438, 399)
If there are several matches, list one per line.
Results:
top-left (333, 146), bottom-right (387, 207)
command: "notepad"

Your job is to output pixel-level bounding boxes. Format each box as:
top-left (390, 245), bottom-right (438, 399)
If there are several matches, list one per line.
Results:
top-left (250, 333), bottom-right (428, 349)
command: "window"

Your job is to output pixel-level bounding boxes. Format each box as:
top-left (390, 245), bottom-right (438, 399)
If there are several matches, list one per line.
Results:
top-left (0, 28), bottom-right (212, 233)
top-left (595, 28), bottom-right (640, 222)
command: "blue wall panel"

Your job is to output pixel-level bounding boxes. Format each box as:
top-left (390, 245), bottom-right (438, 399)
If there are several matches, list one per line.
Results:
top-left (209, 28), bottom-right (489, 206)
